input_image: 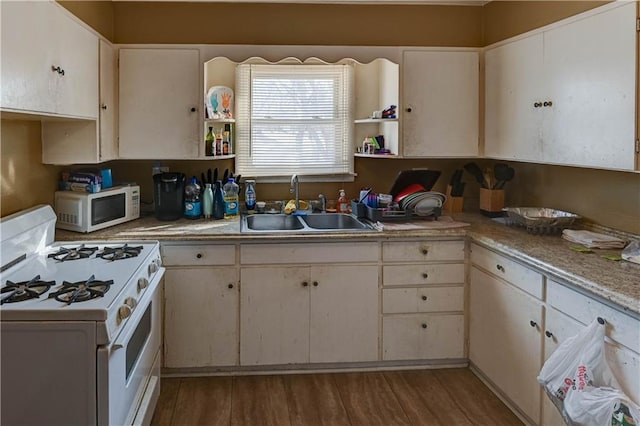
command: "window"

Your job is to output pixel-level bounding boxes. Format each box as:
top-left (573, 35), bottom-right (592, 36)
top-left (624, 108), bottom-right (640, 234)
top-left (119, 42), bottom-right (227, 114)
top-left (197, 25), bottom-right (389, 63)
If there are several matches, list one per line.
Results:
top-left (235, 63), bottom-right (354, 179)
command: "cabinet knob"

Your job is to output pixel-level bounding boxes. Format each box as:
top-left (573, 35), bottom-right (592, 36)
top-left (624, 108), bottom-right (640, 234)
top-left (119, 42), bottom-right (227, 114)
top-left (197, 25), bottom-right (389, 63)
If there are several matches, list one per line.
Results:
top-left (597, 317), bottom-right (605, 325)
top-left (543, 101), bottom-right (553, 107)
top-left (421, 295), bottom-right (427, 301)
top-left (421, 323), bottom-right (428, 329)
top-left (496, 264), bottom-right (505, 272)
top-left (228, 283), bottom-right (234, 289)
top-left (529, 320), bottom-right (538, 328)
top-left (406, 107), bottom-right (412, 113)
top-left (190, 107), bottom-right (197, 112)
top-left (534, 102), bottom-right (542, 108)
top-left (422, 272), bottom-right (429, 279)
top-left (313, 281), bottom-right (318, 287)
top-left (196, 253), bottom-right (202, 259)
top-left (302, 281), bottom-right (309, 287)
top-left (420, 247), bottom-right (429, 255)
top-left (51, 65), bottom-right (64, 75)
top-left (101, 104), bottom-right (108, 110)
top-left (545, 331), bottom-right (553, 338)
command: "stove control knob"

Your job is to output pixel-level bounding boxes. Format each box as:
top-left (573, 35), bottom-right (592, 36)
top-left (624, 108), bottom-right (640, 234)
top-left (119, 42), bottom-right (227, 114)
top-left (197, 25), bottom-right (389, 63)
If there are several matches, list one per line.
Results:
top-left (137, 278), bottom-right (149, 292)
top-left (125, 297), bottom-right (137, 309)
top-left (148, 262), bottom-right (159, 276)
top-left (118, 305), bottom-right (132, 322)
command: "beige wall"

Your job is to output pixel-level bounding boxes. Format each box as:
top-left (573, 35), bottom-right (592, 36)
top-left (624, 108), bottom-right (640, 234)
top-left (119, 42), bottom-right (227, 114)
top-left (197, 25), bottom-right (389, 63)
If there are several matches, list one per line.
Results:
top-left (3, 1), bottom-right (639, 234)
top-left (0, 120), bottom-right (62, 217)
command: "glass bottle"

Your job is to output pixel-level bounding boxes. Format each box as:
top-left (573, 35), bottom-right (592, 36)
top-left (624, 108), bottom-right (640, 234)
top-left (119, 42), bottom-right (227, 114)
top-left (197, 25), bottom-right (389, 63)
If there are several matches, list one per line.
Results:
top-left (202, 183), bottom-right (213, 218)
top-left (215, 128), bottom-right (223, 156)
top-left (205, 127), bottom-right (215, 156)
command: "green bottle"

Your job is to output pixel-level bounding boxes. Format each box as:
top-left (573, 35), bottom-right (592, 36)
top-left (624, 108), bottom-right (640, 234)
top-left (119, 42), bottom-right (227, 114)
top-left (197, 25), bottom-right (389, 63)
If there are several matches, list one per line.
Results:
top-left (205, 126), bottom-right (215, 156)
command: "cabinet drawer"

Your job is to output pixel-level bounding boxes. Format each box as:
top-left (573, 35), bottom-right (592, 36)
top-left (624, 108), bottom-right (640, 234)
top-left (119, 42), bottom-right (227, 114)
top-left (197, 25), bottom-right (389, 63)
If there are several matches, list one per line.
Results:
top-left (382, 314), bottom-right (465, 360)
top-left (162, 244), bottom-right (236, 266)
top-left (382, 240), bottom-right (464, 262)
top-left (383, 287), bottom-right (464, 314)
top-left (470, 244), bottom-right (543, 300)
top-left (241, 242), bottom-right (379, 265)
top-left (383, 264), bottom-right (464, 286)
top-left (547, 279), bottom-right (640, 353)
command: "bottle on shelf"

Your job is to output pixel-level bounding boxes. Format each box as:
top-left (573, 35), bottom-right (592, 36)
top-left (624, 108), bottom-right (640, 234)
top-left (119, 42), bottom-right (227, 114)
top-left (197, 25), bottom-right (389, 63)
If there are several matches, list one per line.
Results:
top-left (213, 180), bottom-right (225, 219)
top-left (205, 127), bottom-right (215, 157)
top-left (245, 179), bottom-right (256, 212)
top-left (223, 177), bottom-right (239, 218)
top-left (215, 128), bottom-right (223, 156)
top-left (184, 177), bottom-right (202, 219)
top-left (202, 183), bottom-right (214, 218)
top-left (337, 189), bottom-right (349, 213)
top-left (224, 123), bottom-right (233, 155)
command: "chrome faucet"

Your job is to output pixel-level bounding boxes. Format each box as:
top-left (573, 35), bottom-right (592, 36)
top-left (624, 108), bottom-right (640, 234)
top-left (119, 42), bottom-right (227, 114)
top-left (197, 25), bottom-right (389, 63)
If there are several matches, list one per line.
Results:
top-left (318, 194), bottom-right (326, 213)
top-left (290, 174), bottom-right (300, 210)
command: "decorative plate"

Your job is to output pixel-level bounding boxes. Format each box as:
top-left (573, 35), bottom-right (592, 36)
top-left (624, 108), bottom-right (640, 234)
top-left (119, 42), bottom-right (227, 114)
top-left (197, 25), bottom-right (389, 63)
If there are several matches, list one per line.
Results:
top-left (206, 86), bottom-right (234, 119)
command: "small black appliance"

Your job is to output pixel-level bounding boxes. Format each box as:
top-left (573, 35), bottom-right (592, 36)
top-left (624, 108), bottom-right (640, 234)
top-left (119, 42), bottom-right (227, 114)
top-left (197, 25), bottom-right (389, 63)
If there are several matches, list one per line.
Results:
top-left (153, 172), bottom-right (185, 221)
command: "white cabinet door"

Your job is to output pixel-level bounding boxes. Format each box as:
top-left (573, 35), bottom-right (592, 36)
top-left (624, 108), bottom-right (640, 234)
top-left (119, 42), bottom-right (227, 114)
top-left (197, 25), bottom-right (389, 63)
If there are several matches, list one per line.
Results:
top-left (118, 49), bottom-right (200, 159)
top-left (1, 1), bottom-right (97, 119)
top-left (402, 50), bottom-right (479, 157)
top-left (542, 3), bottom-right (636, 170)
top-left (240, 266), bottom-right (310, 366)
top-left (309, 265), bottom-right (378, 363)
top-left (484, 34), bottom-right (545, 162)
top-left (163, 268), bottom-right (239, 368)
top-left (469, 266), bottom-right (543, 424)
top-left (99, 40), bottom-right (117, 162)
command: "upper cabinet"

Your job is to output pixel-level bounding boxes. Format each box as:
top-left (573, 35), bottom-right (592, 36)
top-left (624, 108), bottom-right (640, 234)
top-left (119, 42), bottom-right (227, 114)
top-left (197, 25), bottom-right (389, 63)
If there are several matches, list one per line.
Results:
top-left (119, 48), bottom-right (201, 159)
top-left (402, 50), bottom-right (479, 158)
top-left (1, 0), bottom-right (98, 119)
top-left (485, 3), bottom-right (637, 171)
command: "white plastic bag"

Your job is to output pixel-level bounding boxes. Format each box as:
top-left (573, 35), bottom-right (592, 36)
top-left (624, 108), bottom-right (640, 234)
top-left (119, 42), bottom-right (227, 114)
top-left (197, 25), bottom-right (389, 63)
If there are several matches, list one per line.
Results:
top-left (537, 318), bottom-right (640, 426)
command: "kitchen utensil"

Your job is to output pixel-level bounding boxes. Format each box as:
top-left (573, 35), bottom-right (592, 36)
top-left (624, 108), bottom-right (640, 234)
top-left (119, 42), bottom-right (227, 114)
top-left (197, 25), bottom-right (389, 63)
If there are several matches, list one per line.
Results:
top-left (213, 167), bottom-right (219, 183)
top-left (483, 168), bottom-right (493, 191)
top-left (463, 162), bottom-right (487, 188)
top-left (207, 168), bottom-right (212, 184)
top-left (222, 169), bottom-right (229, 184)
top-left (388, 169), bottom-right (441, 198)
top-left (495, 166), bottom-right (515, 189)
top-left (201, 172), bottom-right (206, 187)
top-left (493, 163), bottom-right (509, 189)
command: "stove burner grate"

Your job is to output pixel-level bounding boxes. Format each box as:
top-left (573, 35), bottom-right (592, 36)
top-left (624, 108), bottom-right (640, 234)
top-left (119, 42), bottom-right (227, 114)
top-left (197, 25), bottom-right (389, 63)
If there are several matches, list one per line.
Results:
top-left (48, 244), bottom-right (99, 262)
top-left (97, 244), bottom-right (143, 261)
top-left (48, 275), bottom-right (113, 304)
top-left (1, 275), bottom-right (56, 304)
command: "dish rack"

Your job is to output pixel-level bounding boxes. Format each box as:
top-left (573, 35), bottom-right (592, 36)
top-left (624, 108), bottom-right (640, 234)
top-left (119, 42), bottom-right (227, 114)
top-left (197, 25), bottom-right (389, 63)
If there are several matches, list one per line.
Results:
top-left (503, 207), bottom-right (580, 235)
top-left (351, 201), bottom-right (441, 222)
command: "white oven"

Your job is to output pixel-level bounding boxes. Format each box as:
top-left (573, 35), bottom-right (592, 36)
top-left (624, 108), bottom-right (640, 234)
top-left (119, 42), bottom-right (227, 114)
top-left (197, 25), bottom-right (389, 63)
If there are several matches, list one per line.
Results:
top-left (0, 205), bottom-right (164, 426)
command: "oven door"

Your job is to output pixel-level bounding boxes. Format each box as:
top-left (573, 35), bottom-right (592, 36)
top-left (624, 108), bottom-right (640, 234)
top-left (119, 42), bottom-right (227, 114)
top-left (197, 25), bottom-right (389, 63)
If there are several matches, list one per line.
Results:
top-left (97, 270), bottom-right (164, 426)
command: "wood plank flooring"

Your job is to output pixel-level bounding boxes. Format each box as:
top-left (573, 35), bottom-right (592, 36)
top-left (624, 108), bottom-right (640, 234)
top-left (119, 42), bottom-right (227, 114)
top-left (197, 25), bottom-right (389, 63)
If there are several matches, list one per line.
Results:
top-left (151, 368), bottom-right (523, 426)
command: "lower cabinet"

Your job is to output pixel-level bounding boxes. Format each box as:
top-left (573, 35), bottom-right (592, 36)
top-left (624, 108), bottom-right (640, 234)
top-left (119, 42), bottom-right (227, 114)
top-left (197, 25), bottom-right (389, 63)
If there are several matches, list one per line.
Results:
top-left (240, 264), bottom-right (379, 365)
top-left (161, 244), bottom-right (238, 368)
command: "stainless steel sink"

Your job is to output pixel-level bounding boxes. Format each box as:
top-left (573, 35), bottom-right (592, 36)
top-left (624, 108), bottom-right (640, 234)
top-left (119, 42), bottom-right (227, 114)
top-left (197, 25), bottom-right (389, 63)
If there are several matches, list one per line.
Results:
top-left (301, 213), bottom-right (370, 230)
top-left (244, 214), bottom-right (305, 231)
top-left (240, 213), bottom-right (373, 233)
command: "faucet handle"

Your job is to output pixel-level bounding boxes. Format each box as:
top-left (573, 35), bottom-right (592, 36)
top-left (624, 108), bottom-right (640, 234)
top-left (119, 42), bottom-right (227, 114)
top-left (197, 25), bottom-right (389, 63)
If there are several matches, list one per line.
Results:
top-left (318, 194), bottom-right (326, 212)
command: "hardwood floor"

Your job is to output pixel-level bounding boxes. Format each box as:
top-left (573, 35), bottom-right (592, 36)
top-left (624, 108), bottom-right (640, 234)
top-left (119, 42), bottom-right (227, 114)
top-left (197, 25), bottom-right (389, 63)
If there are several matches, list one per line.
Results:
top-left (151, 368), bottom-right (523, 426)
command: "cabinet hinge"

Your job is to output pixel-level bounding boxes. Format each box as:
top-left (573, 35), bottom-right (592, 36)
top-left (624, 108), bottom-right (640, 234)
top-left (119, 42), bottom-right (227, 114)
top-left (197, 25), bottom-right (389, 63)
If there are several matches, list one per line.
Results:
top-left (637, 17), bottom-right (640, 32)
top-left (636, 139), bottom-right (640, 154)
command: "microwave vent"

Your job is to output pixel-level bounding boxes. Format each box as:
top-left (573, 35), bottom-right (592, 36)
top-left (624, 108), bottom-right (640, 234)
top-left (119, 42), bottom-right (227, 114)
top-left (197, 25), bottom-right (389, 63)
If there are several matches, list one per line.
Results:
top-left (58, 212), bottom-right (78, 226)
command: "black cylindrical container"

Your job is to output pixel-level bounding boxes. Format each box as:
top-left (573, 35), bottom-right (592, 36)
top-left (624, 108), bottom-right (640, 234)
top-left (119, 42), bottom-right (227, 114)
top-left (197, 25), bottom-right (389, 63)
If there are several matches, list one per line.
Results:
top-left (153, 172), bottom-right (186, 221)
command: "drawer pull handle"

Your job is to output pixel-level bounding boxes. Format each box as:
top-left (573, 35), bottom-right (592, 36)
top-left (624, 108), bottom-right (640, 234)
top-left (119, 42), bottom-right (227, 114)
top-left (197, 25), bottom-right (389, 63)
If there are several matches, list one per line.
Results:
top-left (534, 101), bottom-right (542, 108)
top-left (496, 264), bottom-right (505, 272)
top-left (545, 331), bottom-right (553, 338)
top-left (421, 323), bottom-right (428, 329)
top-left (543, 101), bottom-right (553, 107)
top-left (597, 317), bottom-right (605, 325)
top-left (420, 248), bottom-right (429, 255)
top-left (302, 281), bottom-right (309, 287)
top-left (422, 273), bottom-right (429, 279)
top-left (530, 320), bottom-right (538, 328)
top-left (421, 295), bottom-right (427, 301)
top-left (313, 281), bottom-right (319, 287)
top-left (228, 284), bottom-right (234, 289)
top-left (196, 253), bottom-right (203, 259)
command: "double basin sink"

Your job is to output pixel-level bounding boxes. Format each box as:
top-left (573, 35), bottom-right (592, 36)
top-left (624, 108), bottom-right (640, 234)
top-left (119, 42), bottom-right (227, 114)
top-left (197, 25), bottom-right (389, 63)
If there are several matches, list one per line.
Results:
top-left (241, 213), bottom-right (373, 233)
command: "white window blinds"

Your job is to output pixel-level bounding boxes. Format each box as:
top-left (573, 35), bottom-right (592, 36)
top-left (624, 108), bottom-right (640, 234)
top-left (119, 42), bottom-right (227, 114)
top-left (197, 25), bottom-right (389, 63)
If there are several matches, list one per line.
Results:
top-left (235, 63), bottom-right (354, 178)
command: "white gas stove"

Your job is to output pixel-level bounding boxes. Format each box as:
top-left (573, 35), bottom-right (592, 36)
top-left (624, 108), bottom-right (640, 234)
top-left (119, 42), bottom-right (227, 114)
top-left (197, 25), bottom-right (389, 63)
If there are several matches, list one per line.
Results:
top-left (0, 205), bottom-right (164, 426)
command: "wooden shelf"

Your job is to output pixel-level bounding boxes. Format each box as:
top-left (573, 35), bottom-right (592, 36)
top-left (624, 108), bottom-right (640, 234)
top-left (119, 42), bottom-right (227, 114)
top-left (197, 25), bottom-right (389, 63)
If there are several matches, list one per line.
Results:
top-left (205, 118), bottom-right (235, 123)
top-left (193, 154), bottom-right (235, 160)
top-left (354, 153), bottom-right (399, 158)
top-left (354, 118), bottom-right (398, 124)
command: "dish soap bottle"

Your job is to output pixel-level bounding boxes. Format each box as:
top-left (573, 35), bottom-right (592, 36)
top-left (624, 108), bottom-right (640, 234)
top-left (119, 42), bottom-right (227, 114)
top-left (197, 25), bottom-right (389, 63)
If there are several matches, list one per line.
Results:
top-left (245, 179), bottom-right (256, 212)
top-left (223, 177), bottom-right (239, 218)
top-left (337, 189), bottom-right (349, 213)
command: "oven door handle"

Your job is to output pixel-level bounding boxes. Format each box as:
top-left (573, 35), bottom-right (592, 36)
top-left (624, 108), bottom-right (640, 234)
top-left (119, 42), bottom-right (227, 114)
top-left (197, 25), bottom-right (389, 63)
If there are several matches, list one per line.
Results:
top-left (112, 268), bottom-right (164, 351)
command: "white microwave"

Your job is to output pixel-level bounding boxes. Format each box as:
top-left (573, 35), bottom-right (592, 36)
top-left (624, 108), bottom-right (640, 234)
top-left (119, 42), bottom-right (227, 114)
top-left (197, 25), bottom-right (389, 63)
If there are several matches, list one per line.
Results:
top-left (54, 185), bottom-right (140, 233)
